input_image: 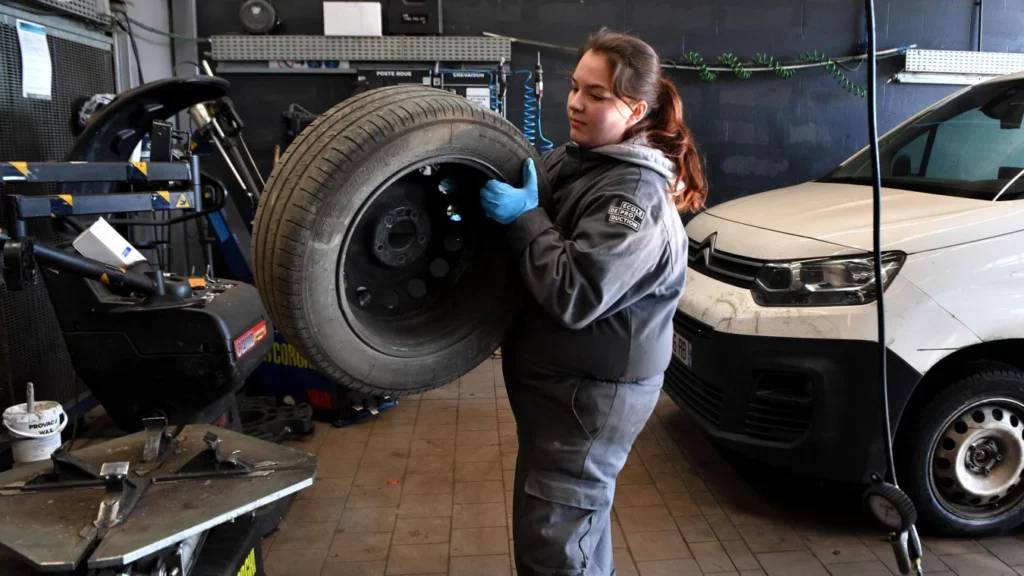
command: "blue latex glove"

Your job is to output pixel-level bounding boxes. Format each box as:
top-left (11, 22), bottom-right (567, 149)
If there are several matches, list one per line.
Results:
top-left (480, 159), bottom-right (539, 225)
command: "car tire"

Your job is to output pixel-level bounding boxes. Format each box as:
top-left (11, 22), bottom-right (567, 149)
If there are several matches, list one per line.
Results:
top-left (896, 362), bottom-right (1024, 536)
top-left (252, 85), bottom-right (548, 397)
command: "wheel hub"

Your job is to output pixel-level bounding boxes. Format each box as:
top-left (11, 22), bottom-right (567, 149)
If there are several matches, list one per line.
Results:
top-left (932, 402), bottom-right (1024, 518)
top-left (372, 207), bottom-right (431, 268)
top-left (339, 160), bottom-right (493, 325)
top-left (965, 438), bottom-right (1003, 476)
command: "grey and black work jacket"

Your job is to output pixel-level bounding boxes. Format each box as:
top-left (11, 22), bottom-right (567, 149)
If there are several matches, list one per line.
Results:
top-left (502, 139), bottom-right (689, 383)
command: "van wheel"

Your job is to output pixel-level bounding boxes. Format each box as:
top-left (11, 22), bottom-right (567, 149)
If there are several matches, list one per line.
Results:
top-left (897, 364), bottom-right (1024, 536)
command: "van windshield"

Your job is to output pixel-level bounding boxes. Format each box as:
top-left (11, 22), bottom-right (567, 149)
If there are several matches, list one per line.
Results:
top-left (821, 79), bottom-right (1024, 201)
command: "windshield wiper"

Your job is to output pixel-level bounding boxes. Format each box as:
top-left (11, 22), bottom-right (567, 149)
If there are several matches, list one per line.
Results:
top-left (993, 169), bottom-right (1024, 201)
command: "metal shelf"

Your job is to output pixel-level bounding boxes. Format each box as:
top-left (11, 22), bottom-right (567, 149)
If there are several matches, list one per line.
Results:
top-left (905, 49), bottom-right (1024, 76)
top-left (34, 0), bottom-right (110, 24)
top-left (210, 35), bottom-right (512, 63)
top-left (895, 49), bottom-right (1024, 85)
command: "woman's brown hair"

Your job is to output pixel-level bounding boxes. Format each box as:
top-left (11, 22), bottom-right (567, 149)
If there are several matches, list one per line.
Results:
top-left (581, 28), bottom-right (708, 213)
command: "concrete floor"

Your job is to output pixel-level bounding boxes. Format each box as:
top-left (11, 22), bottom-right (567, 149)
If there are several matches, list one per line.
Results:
top-left (73, 357), bottom-right (1024, 575)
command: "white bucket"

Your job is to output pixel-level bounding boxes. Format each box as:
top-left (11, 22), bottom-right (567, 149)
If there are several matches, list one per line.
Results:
top-left (3, 385), bottom-right (68, 465)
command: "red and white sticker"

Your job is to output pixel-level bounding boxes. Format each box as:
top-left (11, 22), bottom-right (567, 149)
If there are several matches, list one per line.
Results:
top-left (234, 320), bottom-right (268, 359)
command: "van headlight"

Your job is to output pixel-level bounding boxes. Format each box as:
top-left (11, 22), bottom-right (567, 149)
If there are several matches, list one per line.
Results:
top-left (751, 252), bottom-right (905, 307)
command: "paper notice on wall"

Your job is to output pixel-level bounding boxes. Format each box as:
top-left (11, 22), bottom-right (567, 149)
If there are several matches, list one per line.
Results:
top-left (465, 87), bottom-right (491, 109)
top-left (17, 19), bottom-right (52, 101)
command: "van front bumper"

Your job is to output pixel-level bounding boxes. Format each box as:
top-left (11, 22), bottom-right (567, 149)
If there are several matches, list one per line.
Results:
top-left (664, 310), bottom-right (922, 484)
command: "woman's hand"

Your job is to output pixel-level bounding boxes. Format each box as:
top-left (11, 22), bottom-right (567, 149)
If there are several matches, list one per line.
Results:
top-left (480, 159), bottom-right (539, 225)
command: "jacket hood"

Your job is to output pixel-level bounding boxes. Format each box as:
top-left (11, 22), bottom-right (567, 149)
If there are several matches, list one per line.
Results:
top-left (571, 138), bottom-right (677, 182)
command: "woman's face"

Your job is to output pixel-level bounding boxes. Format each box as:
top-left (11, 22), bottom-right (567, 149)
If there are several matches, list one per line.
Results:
top-left (567, 50), bottom-right (647, 148)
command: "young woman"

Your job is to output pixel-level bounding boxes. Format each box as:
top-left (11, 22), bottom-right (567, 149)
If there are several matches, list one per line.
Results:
top-left (479, 28), bottom-right (708, 576)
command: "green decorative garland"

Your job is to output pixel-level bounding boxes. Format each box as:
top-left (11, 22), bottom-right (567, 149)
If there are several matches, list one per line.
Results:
top-left (716, 53), bottom-right (752, 80)
top-left (680, 52), bottom-right (717, 83)
top-left (667, 50), bottom-right (869, 97)
top-left (800, 51), bottom-right (868, 97)
top-left (752, 53), bottom-right (797, 79)
top-left (479, 31), bottom-right (914, 98)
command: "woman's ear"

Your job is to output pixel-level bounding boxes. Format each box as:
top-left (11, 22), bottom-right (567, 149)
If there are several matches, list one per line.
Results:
top-left (629, 100), bottom-right (650, 127)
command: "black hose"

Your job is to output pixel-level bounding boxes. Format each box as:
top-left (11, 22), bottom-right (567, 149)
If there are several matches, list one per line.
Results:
top-left (978, 0), bottom-right (984, 52)
top-left (865, 0), bottom-right (897, 487)
top-left (118, 11), bottom-right (145, 86)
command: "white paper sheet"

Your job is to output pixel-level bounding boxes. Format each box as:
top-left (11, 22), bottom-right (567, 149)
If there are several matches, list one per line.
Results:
top-left (17, 19), bottom-right (52, 101)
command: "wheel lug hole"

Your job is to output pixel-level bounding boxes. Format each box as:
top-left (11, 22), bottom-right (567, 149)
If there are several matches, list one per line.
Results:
top-left (356, 287), bottom-right (371, 307)
top-left (430, 258), bottom-right (450, 278)
top-left (376, 244), bottom-right (385, 252)
top-left (398, 255), bottom-right (407, 264)
top-left (385, 216), bottom-right (394, 226)
top-left (444, 234), bottom-right (463, 252)
top-left (418, 235), bottom-right (427, 244)
top-left (408, 279), bottom-right (427, 299)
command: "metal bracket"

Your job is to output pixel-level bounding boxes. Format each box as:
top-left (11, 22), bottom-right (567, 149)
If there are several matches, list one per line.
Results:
top-left (94, 462), bottom-right (148, 539)
top-left (52, 448), bottom-right (103, 482)
top-left (1, 450), bottom-right (150, 543)
top-left (142, 417), bottom-right (173, 463)
top-left (203, 431), bottom-right (253, 472)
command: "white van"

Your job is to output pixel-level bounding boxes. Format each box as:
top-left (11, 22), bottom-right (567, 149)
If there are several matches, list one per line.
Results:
top-left (667, 73), bottom-right (1024, 535)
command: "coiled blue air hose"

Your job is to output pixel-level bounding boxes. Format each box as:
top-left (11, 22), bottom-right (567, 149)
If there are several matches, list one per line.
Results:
top-left (517, 70), bottom-right (554, 153)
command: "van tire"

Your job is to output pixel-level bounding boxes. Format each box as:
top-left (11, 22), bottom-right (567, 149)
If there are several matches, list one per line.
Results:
top-left (896, 363), bottom-right (1024, 536)
top-left (252, 85), bottom-right (547, 397)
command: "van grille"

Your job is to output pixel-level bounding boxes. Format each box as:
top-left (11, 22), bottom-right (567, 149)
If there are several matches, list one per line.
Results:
top-left (687, 234), bottom-right (764, 289)
top-left (743, 394), bottom-right (813, 443)
top-left (665, 360), bottom-right (722, 427)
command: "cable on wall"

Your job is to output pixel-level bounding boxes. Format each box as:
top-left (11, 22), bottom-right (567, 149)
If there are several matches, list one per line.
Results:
top-left (483, 31), bottom-right (915, 97)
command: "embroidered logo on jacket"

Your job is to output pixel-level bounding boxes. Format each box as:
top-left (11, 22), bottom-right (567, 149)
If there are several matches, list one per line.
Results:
top-left (606, 201), bottom-right (646, 231)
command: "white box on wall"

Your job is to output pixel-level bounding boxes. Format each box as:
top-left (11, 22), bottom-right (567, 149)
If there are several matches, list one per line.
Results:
top-left (323, 2), bottom-right (383, 36)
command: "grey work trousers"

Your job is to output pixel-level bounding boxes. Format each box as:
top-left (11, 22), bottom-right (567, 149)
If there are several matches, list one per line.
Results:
top-left (504, 364), bottom-right (663, 576)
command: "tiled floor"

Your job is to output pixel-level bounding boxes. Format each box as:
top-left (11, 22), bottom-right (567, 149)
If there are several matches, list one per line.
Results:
top-left (268, 357), bottom-right (1024, 576)
top-left (72, 357), bottom-right (1024, 575)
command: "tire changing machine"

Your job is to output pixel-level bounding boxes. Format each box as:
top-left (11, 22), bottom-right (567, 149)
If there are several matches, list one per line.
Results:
top-left (0, 76), bottom-right (317, 574)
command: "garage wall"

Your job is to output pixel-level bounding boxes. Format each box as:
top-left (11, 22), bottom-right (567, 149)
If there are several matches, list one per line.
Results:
top-left (197, 0), bottom-right (1024, 208)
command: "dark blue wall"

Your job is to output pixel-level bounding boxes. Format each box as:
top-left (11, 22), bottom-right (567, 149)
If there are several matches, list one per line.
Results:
top-left (198, 0), bottom-right (1024, 207)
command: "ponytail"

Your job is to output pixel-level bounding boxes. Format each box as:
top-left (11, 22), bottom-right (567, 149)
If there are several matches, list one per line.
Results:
top-left (635, 78), bottom-right (707, 213)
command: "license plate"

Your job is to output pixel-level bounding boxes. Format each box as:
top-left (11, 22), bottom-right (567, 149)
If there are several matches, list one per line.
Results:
top-left (672, 333), bottom-right (692, 367)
